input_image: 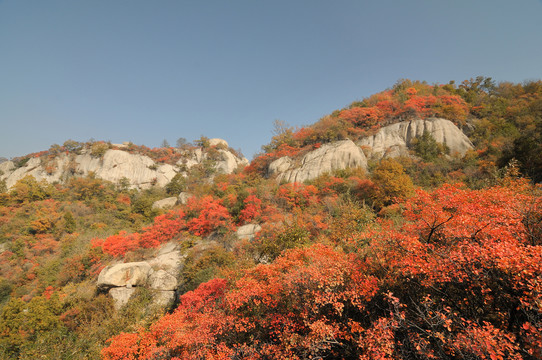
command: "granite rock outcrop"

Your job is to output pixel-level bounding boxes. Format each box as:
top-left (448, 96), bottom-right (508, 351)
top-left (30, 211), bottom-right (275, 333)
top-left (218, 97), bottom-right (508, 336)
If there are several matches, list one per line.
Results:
top-left (269, 140), bottom-right (368, 183)
top-left (0, 139), bottom-right (248, 190)
top-left (357, 118), bottom-right (473, 160)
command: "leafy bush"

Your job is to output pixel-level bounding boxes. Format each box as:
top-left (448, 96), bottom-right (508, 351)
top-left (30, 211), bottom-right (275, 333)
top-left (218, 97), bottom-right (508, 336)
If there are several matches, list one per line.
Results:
top-left (411, 130), bottom-right (449, 161)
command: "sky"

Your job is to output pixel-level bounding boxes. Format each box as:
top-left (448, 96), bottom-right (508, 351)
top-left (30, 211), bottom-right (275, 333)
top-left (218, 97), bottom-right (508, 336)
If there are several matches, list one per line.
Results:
top-left (1, 0), bottom-right (542, 160)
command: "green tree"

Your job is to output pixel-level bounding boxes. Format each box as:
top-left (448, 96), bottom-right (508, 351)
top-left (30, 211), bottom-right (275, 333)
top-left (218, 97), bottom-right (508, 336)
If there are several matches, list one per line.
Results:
top-left (0, 295), bottom-right (65, 357)
top-left (259, 224), bottom-right (310, 261)
top-left (63, 211), bottom-right (76, 234)
top-left (165, 173), bottom-right (186, 195)
top-left (411, 130), bottom-right (449, 161)
top-left (63, 139), bottom-right (84, 154)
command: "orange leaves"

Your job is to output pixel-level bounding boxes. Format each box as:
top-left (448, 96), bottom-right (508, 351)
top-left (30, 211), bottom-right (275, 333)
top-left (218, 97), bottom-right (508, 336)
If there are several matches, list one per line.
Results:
top-left (99, 231), bottom-right (140, 257)
top-left (276, 182), bottom-right (319, 209)
top-left (95, 209), bottom-right (187, 257)
top-left (103, 278), bottom-right (229, 360)
top-left (103, 245), bottom-right (380, 358)
top-left (451, 321), bottom-right (521, 360)
top-left (98, 181), bottom-right (542, 358)
top-left (186, 196), bottom-right (232, 236)
top-left (403, 94), bottom-right (438, 118)
top-left (339, 107), bottom-right (382, 128)
top-left (94, 195), bottom-right (235, 257)
top-left (238, 195), bottom-right (263, 224)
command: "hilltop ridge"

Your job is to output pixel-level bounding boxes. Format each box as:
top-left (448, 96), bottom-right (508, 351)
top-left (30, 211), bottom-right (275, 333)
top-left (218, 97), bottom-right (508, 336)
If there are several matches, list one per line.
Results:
top-left (0, 138), bottom-right (248, 190)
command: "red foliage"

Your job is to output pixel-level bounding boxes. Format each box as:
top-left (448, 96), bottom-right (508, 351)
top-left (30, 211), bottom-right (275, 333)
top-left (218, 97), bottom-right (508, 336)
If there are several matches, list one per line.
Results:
top-left (186, 196), bottom-right (233, 237)
top-left (340, 106), bottom-right (382, 128)
top-left (102, 181), bottom-right (542, 358)
top-left (276, 183), bottom-right (319, 209)
top-left (95, 209), bottom-right (187, 257)
top-left (239, 195), bottom-right (263, 224)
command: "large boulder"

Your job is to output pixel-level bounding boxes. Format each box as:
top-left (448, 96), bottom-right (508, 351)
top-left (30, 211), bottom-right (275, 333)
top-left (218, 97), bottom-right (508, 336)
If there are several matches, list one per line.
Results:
top-left (147, 242), bottom-right (185, 276)
top-left (236, 224), bottom-right (262, 240)
top-left (269, 140), bottom-right (367, 183)
top-left (148, 270), bottom-right (178, 291)
top-left (215, 149), bottom-right (248, 174)
top-left (97, 242), bottom-right (185, 309)
top-left (209, 138), bottom-right (229, 148)
top-left (76, 150), bottom-right (176, 188)
top-left (357, 118), bottom-right (473, 160)
top-left (97, 262), bottom-right (152, 289)
top-left (178, 192), bottom-right (191, 205)
top-left (152, 290), bottom-right (176, 307)
top-left (152, 197), bottom-right (178, 210)
top-left (109, 287), bottom-right (136, 309)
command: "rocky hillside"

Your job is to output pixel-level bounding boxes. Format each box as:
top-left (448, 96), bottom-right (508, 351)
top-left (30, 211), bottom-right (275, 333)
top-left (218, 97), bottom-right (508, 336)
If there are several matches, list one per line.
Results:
top-left (0, 138), bottom-right (247, 190)
top-left (1, 78), bottom-right (541, 359)
top-left (267, 117), bottom-right (473, 183)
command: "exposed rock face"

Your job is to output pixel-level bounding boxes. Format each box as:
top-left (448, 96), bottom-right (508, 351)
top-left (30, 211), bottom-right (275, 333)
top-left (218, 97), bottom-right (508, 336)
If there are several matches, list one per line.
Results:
top-left (215, 149), bottom-right (248, 174)
top-left (357, 118), bottom-right (474, 160)
top-left (209, 138), bottom-right (229, 148)
top-left (236, 224), bottom-right (262, 240)
top-left (266, 118), bottom-right (473, 184)
top-left (178, 192), bottom-right (191, 205)
top-left (269, 140), bottom-right (368, 183)
top-left (77, 150), bottom-right (177, 188)
top-left (97, 262), bottom-right (152, 288)
top-left (152, 291), bottom-right (176, 307)
top-left (148, 270), bottom-right (178, 291)
top-left (152, 197), bottom-right (178, 210)
top-left (0, 142), bottom-right (248, 190)
top-left (97, 242), bottom-right (185, 309)
top-left (0, 160), bottom-right (14, 174)
top-left (108, 287), bottom-right (136, 309)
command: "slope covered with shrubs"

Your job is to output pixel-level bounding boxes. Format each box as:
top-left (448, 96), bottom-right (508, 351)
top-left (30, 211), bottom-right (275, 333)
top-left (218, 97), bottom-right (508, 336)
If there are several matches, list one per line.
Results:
top-left (0, 78), bottom-right (541, 359)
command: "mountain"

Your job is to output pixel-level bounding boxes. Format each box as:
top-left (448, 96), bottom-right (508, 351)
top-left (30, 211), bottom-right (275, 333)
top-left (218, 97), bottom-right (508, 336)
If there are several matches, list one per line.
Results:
top-left (1, 78), bottom-right (541, 359)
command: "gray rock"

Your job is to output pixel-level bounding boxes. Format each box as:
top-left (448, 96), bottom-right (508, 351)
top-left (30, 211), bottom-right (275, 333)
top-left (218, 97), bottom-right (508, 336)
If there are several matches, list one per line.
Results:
top-left (215, 149), bottom-right (248, 174)
top-left (357, 118), bottom-right (473, 160)
top-left (148, 270), bottom-right (178, 290)
top-left (97, 262), bottom-right (152, 289)
top-left (148, 242), bottom-right (185, 275)
top-left (152, 290), bottom-right (176, 307)
top-left (178, 192), bottom-right (191, 205)
top-left (236, 224), bottom-right (262, 240)
top-left (269, 140), bottom-right (367, 183)
top-left (1, 140), bottom-right (246, 190)
top-left (109, 287), bottom-right (136, 309)
top-left (97, 242), bottom-right (186, 309)
top-left (77, 150), bottom-right (161, 188)
top-left (152, 197), bottom-right (178, 210)
top-left (209, 138), bottom-right (229, 148)
top-left (268, 157), bottom-right (293, 175)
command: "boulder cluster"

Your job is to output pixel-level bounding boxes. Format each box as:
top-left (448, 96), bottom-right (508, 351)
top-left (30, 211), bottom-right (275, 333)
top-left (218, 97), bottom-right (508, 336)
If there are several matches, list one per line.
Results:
top-left (97, 242), bottom-right (184, 309)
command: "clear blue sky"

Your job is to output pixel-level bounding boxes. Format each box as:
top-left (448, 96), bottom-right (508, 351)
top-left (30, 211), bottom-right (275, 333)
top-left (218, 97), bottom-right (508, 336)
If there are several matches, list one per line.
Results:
top-left (1, 0), bottom-right (541, 160)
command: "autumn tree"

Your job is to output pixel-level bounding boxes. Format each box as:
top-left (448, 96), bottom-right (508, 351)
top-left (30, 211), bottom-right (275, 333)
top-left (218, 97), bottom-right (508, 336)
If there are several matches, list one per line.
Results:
top-left (371, 158), bottom-right (414, 207)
